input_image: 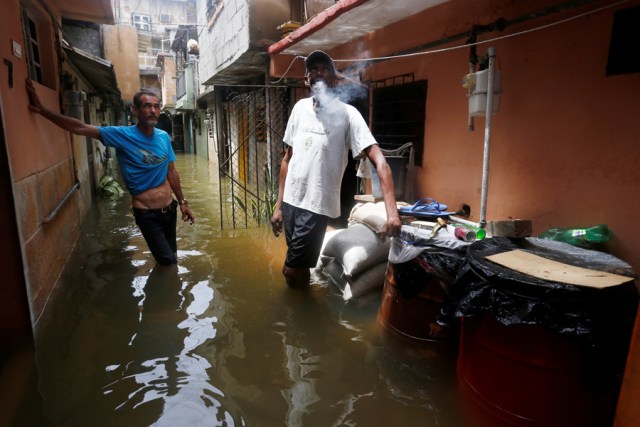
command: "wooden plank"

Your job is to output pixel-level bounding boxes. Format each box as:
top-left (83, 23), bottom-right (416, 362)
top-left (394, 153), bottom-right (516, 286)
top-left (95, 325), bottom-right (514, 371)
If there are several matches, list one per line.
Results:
top-left (410, 220), bottom-right (437, 230)
top-left (485, 249), bottom-right (633, 289)
top-left (486, 219), bottom-right (532, 237)
top-left (354, 194), bottom-right (383, 203)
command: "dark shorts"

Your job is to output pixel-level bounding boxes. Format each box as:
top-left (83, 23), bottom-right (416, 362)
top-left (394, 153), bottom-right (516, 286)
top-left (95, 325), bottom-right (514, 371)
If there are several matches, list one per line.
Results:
top-left (132, 200), bottom-right (178, 265)
top-left (283, 202), bottom-right (329, 269)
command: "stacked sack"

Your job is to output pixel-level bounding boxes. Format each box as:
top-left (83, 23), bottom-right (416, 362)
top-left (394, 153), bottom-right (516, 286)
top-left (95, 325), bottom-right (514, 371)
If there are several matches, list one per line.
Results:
top-left (314, 202), bottom-right (404, 300)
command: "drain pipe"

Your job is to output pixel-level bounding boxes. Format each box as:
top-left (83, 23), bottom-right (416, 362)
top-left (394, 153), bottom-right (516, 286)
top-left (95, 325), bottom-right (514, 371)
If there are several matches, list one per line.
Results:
top-left (479, 47), bottom-right (497, 229)
top-left (466, 29), bottom-right (479, 132)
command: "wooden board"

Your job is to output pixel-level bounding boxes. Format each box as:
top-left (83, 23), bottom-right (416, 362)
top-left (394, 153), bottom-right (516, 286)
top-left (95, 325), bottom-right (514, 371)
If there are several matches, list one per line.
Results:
top-left (354, 194), bottom-right (383, 203)
top-left (485, 249), bottom-right (633, 289)
top-left (486, 219), bottom-right (532, 237)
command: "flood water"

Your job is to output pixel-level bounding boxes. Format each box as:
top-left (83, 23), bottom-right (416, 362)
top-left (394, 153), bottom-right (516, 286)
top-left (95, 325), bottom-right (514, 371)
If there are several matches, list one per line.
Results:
top-left (27, 153), bottom-right (463, 426)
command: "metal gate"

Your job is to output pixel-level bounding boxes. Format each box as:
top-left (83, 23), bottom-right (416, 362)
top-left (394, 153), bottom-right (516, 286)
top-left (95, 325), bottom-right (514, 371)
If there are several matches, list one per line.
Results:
top-left (214, 85), bottom-right (291, 229)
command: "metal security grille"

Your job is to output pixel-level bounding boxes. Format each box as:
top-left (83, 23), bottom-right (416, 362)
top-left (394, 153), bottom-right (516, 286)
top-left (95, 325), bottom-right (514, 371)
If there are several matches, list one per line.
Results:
top-left (370, 74), bottom-right (427, 167)
top-left (215, 86), bottom-right (291, 229)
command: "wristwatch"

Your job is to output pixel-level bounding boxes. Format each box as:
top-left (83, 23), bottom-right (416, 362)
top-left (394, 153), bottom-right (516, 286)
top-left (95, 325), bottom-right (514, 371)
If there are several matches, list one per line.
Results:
top-left (178, 199), bottom-right (188, 205)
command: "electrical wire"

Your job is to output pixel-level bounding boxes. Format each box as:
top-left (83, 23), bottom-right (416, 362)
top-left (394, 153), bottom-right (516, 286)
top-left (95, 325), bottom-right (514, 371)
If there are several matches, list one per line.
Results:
top-left (333, 0), bottom-right (630, 64)
top-left (268, 55), bottom-right (305, 84)
top-left (269, 0), bottom-right (630, 82)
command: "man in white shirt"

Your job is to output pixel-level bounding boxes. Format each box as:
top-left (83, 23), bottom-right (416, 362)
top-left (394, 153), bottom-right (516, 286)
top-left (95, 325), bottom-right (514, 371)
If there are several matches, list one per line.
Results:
top-left (270, 51), bottom-right (401, 287)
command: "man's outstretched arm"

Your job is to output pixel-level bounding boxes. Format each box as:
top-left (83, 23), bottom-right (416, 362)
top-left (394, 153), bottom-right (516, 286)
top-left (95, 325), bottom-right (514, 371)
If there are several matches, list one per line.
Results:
top-left (26, 78), bottom-right (101, 139)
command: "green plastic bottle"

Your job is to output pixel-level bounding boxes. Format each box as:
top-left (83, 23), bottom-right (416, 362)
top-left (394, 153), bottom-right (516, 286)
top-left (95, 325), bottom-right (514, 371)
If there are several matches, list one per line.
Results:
top-left (538, 224), bottom-right (612, 248)
top-left (451, 224), bottom-right (486, 241)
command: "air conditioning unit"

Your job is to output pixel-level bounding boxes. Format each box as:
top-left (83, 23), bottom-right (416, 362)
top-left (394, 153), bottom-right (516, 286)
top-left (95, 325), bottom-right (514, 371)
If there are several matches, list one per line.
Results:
top-left (159, 14), bottom-right (171, 23)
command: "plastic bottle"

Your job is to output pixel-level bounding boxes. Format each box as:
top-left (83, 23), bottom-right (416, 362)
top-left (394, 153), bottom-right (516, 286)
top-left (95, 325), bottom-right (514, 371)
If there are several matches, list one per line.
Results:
top-left (538, 224), bottom-right (612, 248)
top-left (473, 227), bottom-right (487, 240)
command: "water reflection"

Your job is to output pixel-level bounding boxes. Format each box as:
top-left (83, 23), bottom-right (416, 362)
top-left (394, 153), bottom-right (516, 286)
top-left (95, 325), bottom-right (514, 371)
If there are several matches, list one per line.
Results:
top-left (274, 289), bottom-right (333, 426)
top-left (99, 264), bottom-right (242, 425)
top-left (31, 154), bottom-right (462, 427)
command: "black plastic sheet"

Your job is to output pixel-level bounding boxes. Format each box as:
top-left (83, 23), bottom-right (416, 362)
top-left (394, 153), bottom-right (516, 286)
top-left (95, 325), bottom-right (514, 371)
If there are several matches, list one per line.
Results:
top-left (393, 247), bottom-right (468, 300)
top-left (440, 237), bottom-right (639, 396)
top-left (439, 237), bottom-right (638, 336)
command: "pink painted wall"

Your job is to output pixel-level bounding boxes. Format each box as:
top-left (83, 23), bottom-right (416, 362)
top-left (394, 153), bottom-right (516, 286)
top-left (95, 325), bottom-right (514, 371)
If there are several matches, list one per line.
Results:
top-left (0, 0), bottom-right (98, 320)
top-left (0, 0), bottom-right (119, 322)
top-left (330, 0), bottom-right (640, 272)
top-left (327, 2), bottom-right (640, 423)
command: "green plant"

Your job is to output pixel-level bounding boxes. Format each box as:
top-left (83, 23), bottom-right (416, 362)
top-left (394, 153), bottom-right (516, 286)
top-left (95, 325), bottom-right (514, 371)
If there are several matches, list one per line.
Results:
top-left (233, 172), bottom-right (279, 225)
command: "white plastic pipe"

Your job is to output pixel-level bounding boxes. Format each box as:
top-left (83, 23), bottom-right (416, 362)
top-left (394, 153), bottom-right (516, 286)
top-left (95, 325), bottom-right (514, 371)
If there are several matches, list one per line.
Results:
top-left (449, 215), bottom-right (480, 228)
top-left (479, 47), bottom-right (497, 229)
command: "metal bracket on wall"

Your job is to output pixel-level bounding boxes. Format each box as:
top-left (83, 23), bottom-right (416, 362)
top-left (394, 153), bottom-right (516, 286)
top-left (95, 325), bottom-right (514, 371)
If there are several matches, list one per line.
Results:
top-left (3, 59), bottom-right (13, 88)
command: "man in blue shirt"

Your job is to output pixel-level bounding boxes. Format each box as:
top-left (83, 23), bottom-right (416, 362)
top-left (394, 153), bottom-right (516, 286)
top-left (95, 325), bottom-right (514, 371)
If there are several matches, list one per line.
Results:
top-left (26, 79), bottom-right (195, 265)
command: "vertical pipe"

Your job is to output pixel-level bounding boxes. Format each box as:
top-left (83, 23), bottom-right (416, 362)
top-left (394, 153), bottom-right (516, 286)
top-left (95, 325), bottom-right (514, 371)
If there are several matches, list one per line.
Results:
top-left (479, 47), bottom-right (496, 229)
top-left (467, 62), bottom-right (475, 131)
top-left (215, 96), bottom-right (226, 229)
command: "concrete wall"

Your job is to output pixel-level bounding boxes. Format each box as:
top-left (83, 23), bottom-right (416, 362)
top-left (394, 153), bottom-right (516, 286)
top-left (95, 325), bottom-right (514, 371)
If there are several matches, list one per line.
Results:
top-left (159, 55), bottom-right (177, 109)
top-left (62, 21), bottom-right (103, 57)
top-left (197, 0), bottom-right (250, 83)
top-left (197, 0), bottom-right (288, 84)
top-left (103, 24), bottom-right (140, 104)
top-left (193, 110), bottom-right (209, 159)
top-left (249, 0), bottom-right (290, 43)
top-left (195, 0), bottom-right (212, 88)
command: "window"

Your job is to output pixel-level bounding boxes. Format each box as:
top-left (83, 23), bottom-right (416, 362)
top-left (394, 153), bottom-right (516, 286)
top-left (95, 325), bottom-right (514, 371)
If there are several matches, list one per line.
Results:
top-left (207, 115), bottom-right (214, 140)
top-left (206, 0), bottom-right (224, 27)
top-left (21, 3), bottom-right (54, 87)
top-left (132, 13), bottom-right (151, 31)
top-left (607, 5), bottom-right (640, 75)
top-left (371, 75), bottom-right (427, 166)
top-left (21, 6), bottom-right (43, 83)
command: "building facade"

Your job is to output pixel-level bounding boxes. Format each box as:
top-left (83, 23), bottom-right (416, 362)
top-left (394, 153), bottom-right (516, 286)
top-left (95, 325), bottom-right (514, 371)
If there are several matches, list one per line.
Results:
top-left (267, 0), bottom-right (640, 423)
top-left (1, 0), bottom-right (119, 333)
top-left (195, 0), bottom-right (291, 228)
top-left (109, 0), bottom-right (197, 150)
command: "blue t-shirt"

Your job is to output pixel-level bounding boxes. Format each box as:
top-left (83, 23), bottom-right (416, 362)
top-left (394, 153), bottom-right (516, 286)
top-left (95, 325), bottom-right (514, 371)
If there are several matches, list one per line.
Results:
top-left (99, 126), bottom-right (176, 195)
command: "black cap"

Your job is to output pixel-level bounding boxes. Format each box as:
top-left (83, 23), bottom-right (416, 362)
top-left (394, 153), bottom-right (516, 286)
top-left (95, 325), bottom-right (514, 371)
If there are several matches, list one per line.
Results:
top-left (305, 50), bottom-right (336, 74)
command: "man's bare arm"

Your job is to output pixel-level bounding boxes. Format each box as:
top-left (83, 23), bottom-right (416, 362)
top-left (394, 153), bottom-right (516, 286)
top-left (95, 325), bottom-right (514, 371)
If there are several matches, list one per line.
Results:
top-left (26, 79), bottom-right (101, 139)
top-left (167, 162), bottom-right (195, 224)
top-left (270, 145), bottom-right (292, 237)
top-left (365, 144), bottom-right (402, 239)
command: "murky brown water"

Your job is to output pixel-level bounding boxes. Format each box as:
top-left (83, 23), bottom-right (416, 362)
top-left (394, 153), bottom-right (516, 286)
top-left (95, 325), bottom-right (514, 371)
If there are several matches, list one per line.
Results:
top-left (28, 154), bottom-right (463, 426)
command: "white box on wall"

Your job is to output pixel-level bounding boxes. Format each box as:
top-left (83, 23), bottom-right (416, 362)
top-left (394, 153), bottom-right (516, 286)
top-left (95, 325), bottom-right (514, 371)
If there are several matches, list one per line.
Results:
top-left (468, 69), bottom-right (502, 117)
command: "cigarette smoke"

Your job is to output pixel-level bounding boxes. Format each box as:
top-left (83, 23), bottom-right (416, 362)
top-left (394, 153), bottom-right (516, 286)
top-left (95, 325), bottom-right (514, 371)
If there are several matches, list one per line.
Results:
top-left (311, 76), bottom-right (367, 118)
top-left (312, 47), bottom-right (371, 107)
top-left (311, 81), bottom-right (335, 109)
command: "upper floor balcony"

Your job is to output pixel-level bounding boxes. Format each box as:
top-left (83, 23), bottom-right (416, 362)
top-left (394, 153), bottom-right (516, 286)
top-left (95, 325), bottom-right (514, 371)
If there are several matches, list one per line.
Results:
top-left (176, 62), bottom-right (196, 111)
